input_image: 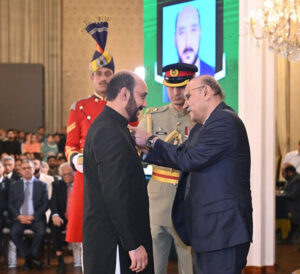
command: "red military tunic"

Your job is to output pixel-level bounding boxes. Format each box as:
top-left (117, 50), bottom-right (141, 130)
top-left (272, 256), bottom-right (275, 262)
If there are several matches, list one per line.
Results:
top-left (65, 92), bottom-right (106, 242)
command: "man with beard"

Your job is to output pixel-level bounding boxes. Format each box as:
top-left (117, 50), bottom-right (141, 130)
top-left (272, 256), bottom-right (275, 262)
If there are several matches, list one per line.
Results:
top-left (33, 158), bottom-right (54, 222)
top-left (138, 63), bottom-right (196, 274)
top-left (83, 71), bottom-right (154, 274)
top-left (65, 21), bottom-right (115, 245)
top-left (174, 5), bottom-right (214, 76)
top-left (3, 130), bottom-right (21, 157)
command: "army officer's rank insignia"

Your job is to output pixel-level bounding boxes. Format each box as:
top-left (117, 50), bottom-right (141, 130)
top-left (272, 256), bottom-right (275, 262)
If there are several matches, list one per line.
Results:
top-left (170, 69), bottom-right (179, 77)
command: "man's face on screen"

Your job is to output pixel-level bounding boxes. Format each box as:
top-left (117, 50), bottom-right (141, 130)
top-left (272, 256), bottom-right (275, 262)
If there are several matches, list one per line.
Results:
top-left (175, 5), bottom-right (201, 65)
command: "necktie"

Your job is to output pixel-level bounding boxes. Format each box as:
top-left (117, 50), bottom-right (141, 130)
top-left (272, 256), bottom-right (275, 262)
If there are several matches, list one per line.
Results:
top-left (22, 181), bottom-right (30, 215)
top-left (65, 185), bottom-right (72, 219)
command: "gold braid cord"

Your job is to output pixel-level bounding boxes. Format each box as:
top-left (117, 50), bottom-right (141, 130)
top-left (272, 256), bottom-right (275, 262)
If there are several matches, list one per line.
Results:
top-left (146, 113), bottom-right (152, 134)
top-left (165, 129), bottom-right (182, 145)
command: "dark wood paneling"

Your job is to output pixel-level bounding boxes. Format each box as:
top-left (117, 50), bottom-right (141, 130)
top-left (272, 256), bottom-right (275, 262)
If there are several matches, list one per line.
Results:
top-left (0, 63), bottom-right (44, 132)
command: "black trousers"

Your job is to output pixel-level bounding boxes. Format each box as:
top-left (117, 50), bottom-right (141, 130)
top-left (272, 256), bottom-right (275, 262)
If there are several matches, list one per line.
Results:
top-left (194, 242), bottom-right (250, 274)
top-left (50, 221), bottom-right (67, 252)
top-left (10, 220), bottom-right (46, 257)
top-left (0, 217), bottom-right (3, 252)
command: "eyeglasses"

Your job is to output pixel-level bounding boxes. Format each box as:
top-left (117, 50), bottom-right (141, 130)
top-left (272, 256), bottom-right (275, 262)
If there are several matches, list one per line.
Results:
top-left (21, 166), bottom-right (33, 170)
top-left (62, 173), bottom-right (73, 176)
top-left (184, 85), bottom-right (206, 101)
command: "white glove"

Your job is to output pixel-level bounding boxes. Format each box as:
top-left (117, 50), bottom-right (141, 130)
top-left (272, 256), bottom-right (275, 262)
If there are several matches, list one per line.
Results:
top-left (72, 153), bottom-right (83, 173)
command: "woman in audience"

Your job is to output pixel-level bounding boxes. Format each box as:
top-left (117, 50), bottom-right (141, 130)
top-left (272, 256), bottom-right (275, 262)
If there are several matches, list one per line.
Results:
top-left (22, 133), bottom-right (41, 154)
top-left (41, 134), bottom-right (58, 161)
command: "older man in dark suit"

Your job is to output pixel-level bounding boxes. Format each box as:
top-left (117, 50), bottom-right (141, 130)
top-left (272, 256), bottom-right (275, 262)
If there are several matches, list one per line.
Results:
top-left (0, 160), bottom-right (11, 250)
top-left (50, 162), bottom-right (74, 273)
top-left (134, 75), bottom-right (253, 274)
top-left (282, 165), bottom-right (300, 237)
top-left (8, 159), bottom-right (48, 270)
top-left (83, 71), bottom-right (154, 274)
top-left (3, 155), bottom-right (20, 182)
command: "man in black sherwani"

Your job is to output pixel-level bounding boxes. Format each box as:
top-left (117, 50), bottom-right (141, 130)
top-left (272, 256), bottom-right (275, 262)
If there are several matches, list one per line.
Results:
top-left (83, 71), bottom-right (154, 274)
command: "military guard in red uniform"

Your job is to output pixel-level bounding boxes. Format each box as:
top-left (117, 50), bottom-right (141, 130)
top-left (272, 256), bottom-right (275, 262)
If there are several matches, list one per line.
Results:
top-left (65, 21), bottom-right (115, 243)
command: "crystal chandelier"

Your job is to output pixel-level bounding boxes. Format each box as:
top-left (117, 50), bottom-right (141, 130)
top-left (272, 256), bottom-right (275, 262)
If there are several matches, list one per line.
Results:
top-left (249, 0), bottom-right (300, 62)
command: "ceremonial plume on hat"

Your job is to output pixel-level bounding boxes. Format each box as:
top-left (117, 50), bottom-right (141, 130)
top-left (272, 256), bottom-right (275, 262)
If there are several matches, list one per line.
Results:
top-left (86, 21), bottom-right (115, 73)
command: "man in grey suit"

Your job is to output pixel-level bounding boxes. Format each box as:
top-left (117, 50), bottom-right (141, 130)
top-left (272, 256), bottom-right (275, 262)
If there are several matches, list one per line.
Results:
top-left (9, 159), bottom-right (48, 270)
top-left (138, 63), bottom-right (196, 274)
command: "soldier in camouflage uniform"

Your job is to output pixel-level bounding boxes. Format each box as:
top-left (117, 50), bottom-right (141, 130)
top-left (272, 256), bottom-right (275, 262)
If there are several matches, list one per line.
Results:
top-left (138, 63), bottom-right (197, 274)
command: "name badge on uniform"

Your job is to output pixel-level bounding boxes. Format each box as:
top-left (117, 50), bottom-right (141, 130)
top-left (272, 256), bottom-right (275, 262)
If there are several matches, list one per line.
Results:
top-left (156, 126), bottom-right (167, 135)
top-left (156, 131), bottom-right (167, 135)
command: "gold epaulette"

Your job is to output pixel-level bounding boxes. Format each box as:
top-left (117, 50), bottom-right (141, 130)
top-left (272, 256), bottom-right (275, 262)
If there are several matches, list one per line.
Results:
top-left (69, 102), bottom-right (77, 111)
top-left (146, 105), bottom-right (169, 115)
top-left (69, 95), bottom-right (92, 111)
top-left (145, 106), bottom-right (169, 133)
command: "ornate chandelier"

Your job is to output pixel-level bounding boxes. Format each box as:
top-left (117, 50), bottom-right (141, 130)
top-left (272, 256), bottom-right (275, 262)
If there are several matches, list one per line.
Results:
top-left (249, 0), bottom-right (300, 62)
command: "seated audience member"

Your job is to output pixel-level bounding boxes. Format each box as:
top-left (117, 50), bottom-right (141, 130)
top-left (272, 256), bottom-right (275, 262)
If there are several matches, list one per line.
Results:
top-left (1, 152), bottom-right (8, 161)
top-left (57, 155), bottom-right (67, 166)
top-left (22, 133), bottom-right (41, 154)
top-left (3, 156), bottom-right (20, 181)
top-left (0, 129), bottom-right (6, 141)
top-left (17, 130), bottom-right (26, 144)
top-left (283, 140), bottom-right (300, 173)
top-left (0, 161), bottom-right (11, 250)
top-left (36, 126), bottom-right (46, 143)
top-left (24, 152), bottom-right (34, 160)
top-left (8, 160), bottom-right (48, 270)
top-left (40, 161), bottom-right (50, 175)
top-left (19, 154), bottom-right (28, 161)
top-left (50, 163), bottom-right (74, 273)
top-left (47, 156), bottom-right (59, 177)
top-left (282, 165), bottom-right (300, 236)
top-left (57, 131), bottom-right (66, 153)
top-left (22, 133), bottom-right (31, 152)
top-left (41, 134), bottom-right (58, 161)
top-left (33, 158), bottom-right (54, 222)
top-left (0, 129), bottom-right (6, 155)
top-left (33, 159), bottom-right (54, 199)
top-left (3, 129), bottom-right (21, 156)
top-left (14, 159), bottom-right (22, 176)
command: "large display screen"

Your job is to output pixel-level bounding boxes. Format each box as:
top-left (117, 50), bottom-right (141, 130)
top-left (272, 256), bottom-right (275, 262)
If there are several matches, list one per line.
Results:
top-left (143, 0), bottom-right (239, 111)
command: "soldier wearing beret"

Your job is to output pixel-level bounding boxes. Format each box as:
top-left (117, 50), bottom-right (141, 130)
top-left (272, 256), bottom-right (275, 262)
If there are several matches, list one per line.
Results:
top-left (138, 63), bottom-right (197, 274)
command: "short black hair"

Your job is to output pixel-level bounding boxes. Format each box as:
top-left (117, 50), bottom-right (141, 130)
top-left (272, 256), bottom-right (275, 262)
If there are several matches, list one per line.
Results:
top-left (21, 159), bottom-right (34, 168)
top-left (106, 72), bottom-right (136, 101)
top-left (47, 155), bottom-right (56, 161)
top-left (285, 165), bottom-right (296, 174)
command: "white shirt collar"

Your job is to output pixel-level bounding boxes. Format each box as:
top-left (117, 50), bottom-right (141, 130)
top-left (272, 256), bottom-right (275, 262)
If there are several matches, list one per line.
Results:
top-left (23, 177), bottom-right (34, 184)
top-left (5, 172), bottom-right (13, 179)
